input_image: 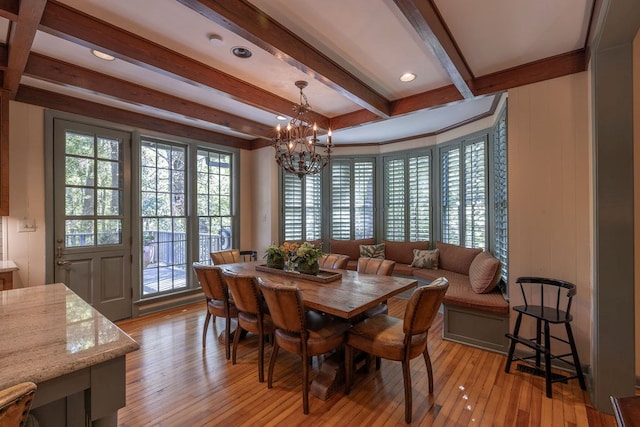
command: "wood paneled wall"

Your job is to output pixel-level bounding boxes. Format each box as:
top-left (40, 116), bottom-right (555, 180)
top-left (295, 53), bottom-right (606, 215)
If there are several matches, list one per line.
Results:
top-left (507, 72), bottom-right (592, 365)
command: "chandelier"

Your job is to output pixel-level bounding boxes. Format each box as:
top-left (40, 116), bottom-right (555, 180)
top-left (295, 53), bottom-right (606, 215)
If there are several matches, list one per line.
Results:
top-left (273, 81), bottom-right (333, 179)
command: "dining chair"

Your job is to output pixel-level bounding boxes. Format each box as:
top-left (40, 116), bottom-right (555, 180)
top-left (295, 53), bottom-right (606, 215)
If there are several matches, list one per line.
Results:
top-left (257, 277), bottom-right (351, 414)
top-left (357, 257), bottom-right (396, 318)
top-left (222, 270), bottom-right (275, 382)
top-left (345, 277), bottom-right (449, 424)
top-left (318, 253), bottom-right (349, 270)
top-left (193, 264), bottom-right (238, 359)
top-left (210, 249), bottom-right (241, 265)
top-left (239, 250), bottom-right (258, 262)
top-left (505, 276), bottom-right (586, 398)
top-left (0, 381), bottom-right (37, 427)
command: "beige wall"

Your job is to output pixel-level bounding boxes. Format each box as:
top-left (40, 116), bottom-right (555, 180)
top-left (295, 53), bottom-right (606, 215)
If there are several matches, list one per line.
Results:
top-left (7, 102), bottom-right (46, 288)
top-left (634, 28), bottom-right (640, 377)
top-left (507, 72), bottom-right (592, 364)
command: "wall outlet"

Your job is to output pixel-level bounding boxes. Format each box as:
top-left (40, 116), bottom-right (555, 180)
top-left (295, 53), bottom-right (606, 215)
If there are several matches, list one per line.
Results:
top-left (18, 219), bottom-right (36, 232)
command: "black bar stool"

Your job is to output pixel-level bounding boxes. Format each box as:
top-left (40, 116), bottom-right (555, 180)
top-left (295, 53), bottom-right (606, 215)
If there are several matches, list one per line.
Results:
top-left (505, 276), bottom-right (587, 397)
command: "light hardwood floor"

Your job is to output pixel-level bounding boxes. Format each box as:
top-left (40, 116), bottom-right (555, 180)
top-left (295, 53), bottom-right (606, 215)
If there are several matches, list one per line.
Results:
top-left (116, 297), bottom-right (616, 426)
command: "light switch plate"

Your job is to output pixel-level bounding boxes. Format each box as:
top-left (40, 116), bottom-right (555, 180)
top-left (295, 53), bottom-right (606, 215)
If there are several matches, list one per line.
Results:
top-left (18, 219), bottom-right (36, 232)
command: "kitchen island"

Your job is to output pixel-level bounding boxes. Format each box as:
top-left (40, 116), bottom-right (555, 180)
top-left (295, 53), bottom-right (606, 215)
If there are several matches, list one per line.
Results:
top-left (0, 283), bottom-right (139, 426)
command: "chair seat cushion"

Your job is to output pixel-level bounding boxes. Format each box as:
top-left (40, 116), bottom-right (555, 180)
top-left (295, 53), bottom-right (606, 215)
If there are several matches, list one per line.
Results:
top-left (347, 315), bottom-right (427, 361)
top-left (276, 310), bottom-right (349, 356)
top-left (238, 312), bottom-right (276, 334)
top-left (208, 299), bottom-right (237, 317)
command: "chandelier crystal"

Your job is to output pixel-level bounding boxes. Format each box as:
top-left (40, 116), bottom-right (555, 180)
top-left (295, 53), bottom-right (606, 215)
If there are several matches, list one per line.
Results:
top-left (273, 81), bottom-right (333, 179)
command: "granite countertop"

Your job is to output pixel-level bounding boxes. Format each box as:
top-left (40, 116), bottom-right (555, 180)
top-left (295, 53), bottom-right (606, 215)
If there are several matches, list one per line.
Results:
top-left (0, 260), bottom-right (18, 272)
top-left (0, 283), bottom-right (139, 389)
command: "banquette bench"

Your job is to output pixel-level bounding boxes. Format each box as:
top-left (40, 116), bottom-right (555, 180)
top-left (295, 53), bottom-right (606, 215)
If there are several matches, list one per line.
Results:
top-left (327, 238), bottom-right (510, 353)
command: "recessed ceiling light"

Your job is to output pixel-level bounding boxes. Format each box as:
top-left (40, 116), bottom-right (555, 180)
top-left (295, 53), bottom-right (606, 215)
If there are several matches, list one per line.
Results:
top-left (208, 33), bottom-right (223, 46)
top-left (400, 73), bottom-right (416, 82)
top-left (276, 115), bottom-right (287, 121)
top-left (91, 49), bottom-right (115, 61)
top-left (231, 46), bottom-right (252, 59)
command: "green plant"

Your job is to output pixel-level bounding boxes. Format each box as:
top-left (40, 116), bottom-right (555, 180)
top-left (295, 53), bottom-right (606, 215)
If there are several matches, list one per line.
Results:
top-left (264, 244), bottom-right (285, 264)
top-left (292, 242), bottom-right (323, 267)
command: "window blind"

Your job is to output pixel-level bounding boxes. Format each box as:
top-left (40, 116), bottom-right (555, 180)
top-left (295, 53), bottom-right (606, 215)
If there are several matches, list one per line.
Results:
top-left (493, 111), bottom-right (508, 280)
top-left (441, 147), bottom-right (461, 245)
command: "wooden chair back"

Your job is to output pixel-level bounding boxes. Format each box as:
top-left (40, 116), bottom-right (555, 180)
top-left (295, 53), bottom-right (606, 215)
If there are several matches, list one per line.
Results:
top-left (257, 278), bottom-right (306, 334)
top-left (193, 264), bottom-right (229, 302)
top-left (357, 257), bottom-right (396, 276)
top-left (404, 278), bottom-right (449, 335)
top-left (0, 382), bottom-right (36, 427)
top-left (319, 253), bottom-right (349, 269)
top-left (211, 249), bottom-right (241, 265)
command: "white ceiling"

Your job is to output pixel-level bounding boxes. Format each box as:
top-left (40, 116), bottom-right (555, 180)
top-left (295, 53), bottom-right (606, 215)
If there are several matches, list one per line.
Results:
top-left (7, 0), bottom-right (594, 146)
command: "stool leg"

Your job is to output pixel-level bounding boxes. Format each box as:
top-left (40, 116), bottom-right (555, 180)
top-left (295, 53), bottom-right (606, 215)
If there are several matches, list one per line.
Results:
top-left (565, 323), bottom-right (587, 390)
top-left (535, 318), bottom-right (542, 368)
top-left (505, 313), bottom-right (523, 373)
top-left (544, 321), bottom-right (552, 398)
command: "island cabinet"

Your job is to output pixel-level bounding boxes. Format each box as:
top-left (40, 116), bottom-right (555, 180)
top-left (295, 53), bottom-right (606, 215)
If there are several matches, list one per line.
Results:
top-left (0, 91), bottom-right (7, 216)
top-left (0, 260), bottom-right (17, 290)
top-left (0, 284), bottom-right (139, 426)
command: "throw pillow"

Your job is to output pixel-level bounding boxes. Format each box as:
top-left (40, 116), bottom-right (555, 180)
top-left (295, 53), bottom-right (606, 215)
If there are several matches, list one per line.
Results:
top-left (359, 243), bottom-right (385, 259)
top-left (469, 251), bottom-right (501, 294)
top-left (410, 248), bottom-right (439, 269)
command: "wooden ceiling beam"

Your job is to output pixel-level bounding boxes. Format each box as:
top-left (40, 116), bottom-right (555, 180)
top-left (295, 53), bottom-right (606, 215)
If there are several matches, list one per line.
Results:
top-left (16, 85), bottom-right (253, 149)
top-left (473, 50), bottom-right (586, 95)
top-left (176, 0), bottom-right (391, 118)
top-left (24, 53), bottom-right (274, 139)
top-left (0, 0), bottom-right (19, 21)
top-left (38, 0), bottom-right (330, 129)
top-left (393, 0), bottom-right (474, 99)
top-left (3, 0), bottom-right (46, 98)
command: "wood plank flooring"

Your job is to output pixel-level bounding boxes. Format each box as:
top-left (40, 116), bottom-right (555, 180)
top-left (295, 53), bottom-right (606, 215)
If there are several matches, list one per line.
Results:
top-left (116, 297), bottom-right (617, 426)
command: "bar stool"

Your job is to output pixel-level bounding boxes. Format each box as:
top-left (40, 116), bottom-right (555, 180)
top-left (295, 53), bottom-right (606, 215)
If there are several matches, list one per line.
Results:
top-left (505, 276), bottom-right (586, 398)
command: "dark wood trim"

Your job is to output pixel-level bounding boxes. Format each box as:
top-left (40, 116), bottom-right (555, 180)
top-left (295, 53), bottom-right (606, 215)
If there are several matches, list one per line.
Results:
top-left (176, 0), bottom-right (391, 118)
top-left (391, 84), bottom-right (464, 116)
top-left (16, 85), bottom-right (253, 149)
top-left (393, 0), bottom-right (474, 98)
top-left (24, 53), bottom-right (275, 139)
top-left (0, 44), bottom-right (9, 71)
top-left (331, 85), bottom-right (463, 131)
top-left (0, 0), bottom-right (19, 21)
top-left (0, 89), bottom-right (9, 215)
top-left (3, 0), bottom-right (46, 98)
top-left (473, 50), bottom-right (586, 95)
top-left (39, 0), bottom-right (330, 129)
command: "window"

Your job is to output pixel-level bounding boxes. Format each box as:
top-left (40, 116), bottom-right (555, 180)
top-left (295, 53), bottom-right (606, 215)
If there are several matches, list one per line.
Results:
top-left (141, 140), bottom-right (187, 295)
top-left (282, 173), bottom-right (321, 241)
top-left (330, 159), bottom-right (375, 239)
top-left (493, 109), bottom-right (508, 281)
top-left (196, 149), bottom-right (233, 262)
top-left (441, 137), bottom-right (486, 248)
top-left (383, 153), bottom-right (430, 241)
top-left (141, 139), bottom-right (237, 297)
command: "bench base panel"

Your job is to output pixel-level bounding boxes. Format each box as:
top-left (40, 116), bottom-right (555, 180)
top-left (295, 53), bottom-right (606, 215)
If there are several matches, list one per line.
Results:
top-left (443, 304), bottom-right (510, 354)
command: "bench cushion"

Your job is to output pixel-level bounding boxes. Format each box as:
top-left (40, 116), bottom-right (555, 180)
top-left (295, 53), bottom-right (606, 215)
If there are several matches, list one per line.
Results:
top-left (412, 269), bottom-right (508, 315)
top-left (436, 241), bottom-right (482, 275)
top-left (382, 240), bottom-right (430, 265)
top-left (330, 238), bottom-right (375, 261)
top-left (392, 263), bottom-right (418, 276)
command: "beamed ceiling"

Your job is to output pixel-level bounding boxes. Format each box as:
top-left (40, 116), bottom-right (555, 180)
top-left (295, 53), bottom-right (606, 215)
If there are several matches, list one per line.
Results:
top-left (0, 0), bottom-right (599, 149)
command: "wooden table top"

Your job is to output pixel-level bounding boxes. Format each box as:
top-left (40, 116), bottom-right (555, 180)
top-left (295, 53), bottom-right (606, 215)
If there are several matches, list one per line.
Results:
top-left (218, 261), bottom-right (417, 319)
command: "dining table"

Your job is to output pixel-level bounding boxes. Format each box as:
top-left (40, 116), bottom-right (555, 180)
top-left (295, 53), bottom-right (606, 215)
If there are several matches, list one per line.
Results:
top-left (217, 261), bottom-right (418, 399)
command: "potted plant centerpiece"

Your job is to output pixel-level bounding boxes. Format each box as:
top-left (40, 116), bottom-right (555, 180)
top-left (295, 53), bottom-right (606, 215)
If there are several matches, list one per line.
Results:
top-left (264, 244), bottom-right (285, 269)
top-left (292, 241), bottom-right (323, 275)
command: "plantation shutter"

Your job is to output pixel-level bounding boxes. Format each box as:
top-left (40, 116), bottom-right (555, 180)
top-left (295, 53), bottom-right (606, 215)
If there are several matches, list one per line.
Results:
top-left (441, 147), bottom-right (461, 245)
top-left (304, 174), bottom-right (321, 240)
top-left (353, 161), bottom-right (374, 239)
top-left (283, 173), bottom-right (303, 240)
top-left (331, 161), bottom-right (351, 239)
top-left (408, 154), bottom-right (430, 241)
top-left (464, 140), bottom-right (486, 248)
top-left (384, 158), bottom-right (405, 241)
top-left (493, 111), bottom-right (508, 280)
